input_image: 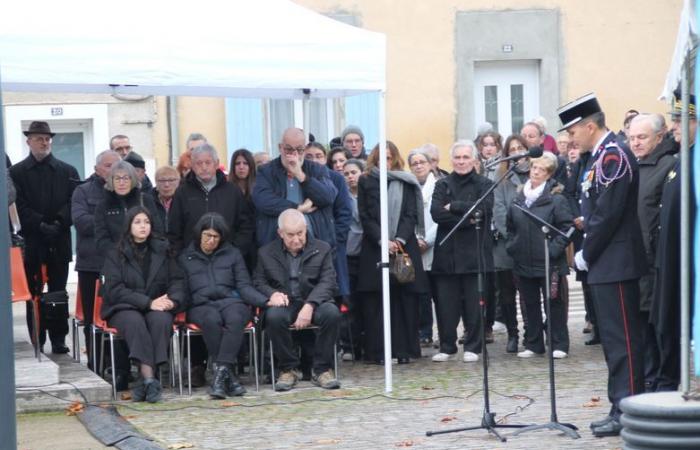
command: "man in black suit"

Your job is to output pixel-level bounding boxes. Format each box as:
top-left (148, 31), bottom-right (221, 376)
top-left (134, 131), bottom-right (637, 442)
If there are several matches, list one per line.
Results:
top-left (558, 94), bottom-right (647, 437)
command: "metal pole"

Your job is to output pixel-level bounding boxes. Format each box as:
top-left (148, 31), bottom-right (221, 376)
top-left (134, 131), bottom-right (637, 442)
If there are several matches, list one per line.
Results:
top-left (680, 59), bottom-right (691, 394)
top-left (0, 71), bottom-right (19, 450)
top-left (378, 91), bottom-right (392, 393)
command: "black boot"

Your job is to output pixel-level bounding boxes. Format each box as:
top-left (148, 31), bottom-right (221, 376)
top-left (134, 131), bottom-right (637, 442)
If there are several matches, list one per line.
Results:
top-left (209, 364), bottom-right (228, 399)
top-left (506, 335), bottom-right (519, 353)
top-left (225, 366), bottom-right (247, 397)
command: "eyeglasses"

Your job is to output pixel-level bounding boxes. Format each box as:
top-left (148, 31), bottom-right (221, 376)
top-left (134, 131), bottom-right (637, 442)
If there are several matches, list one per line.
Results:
top-left (113, 175), bottom-right (131, 182)
top-left (156, 178), bottom-right (179, 184)
top-left (409, 160), bottom-right (428, 167)
top-left (282, 144), bottom-right (305, 155)
top-left (202, 232), bottom-right (221, 241)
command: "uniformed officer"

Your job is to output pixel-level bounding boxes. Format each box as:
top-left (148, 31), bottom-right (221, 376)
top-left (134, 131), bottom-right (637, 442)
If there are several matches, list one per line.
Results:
top-left (557, 94), bottom-right (647, 437)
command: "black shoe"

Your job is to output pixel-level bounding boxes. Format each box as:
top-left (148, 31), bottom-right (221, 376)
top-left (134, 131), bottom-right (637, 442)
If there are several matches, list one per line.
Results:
top-left (209, 365), bottom-right (228, 399)
top-left (115, 371), bottom-right (130, 392)
top-left (225, 372), bottom-right (247, 397)
top-left (131, 381), bottom-right (147, 402)
top-left (591, 418), bottom-right (622, 437)
top-left (484, 330), bottom-right (494, 344)
top-left (585, 336), bottom-right (601, 346)
top-left (144, 378), bottom-right (162, 403)
top-left (506, 336), bottom-right (519, 353)
top-left (589, 415), bottom-right (613, 430)
top-left (190, 364), bottom-right (207, 388)
top-left (51, 343), bottom-right (70, 354)
top-left (397, 357), bottom-right (410, 364)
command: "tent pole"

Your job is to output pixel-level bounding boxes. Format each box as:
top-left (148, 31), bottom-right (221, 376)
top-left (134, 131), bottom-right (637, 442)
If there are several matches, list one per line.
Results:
top-left (680, 58), bottom-right (691, 394)
top-left (0, 73), bottom-right (19, 450)
top-left (167, 96), bottom-right (179, 166)
top-left (378, 91), bottom-right (392, 393)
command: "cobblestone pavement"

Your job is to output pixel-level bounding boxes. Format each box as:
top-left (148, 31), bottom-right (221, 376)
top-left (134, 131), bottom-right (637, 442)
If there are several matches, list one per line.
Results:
top-left (121, 277), bottom-right (628, 450)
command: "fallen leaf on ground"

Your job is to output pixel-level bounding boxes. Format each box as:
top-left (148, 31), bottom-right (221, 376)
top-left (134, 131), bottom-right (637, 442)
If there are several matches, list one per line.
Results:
top-left (421, 386), bottom-right (434, 390)
top-left (122, 415), bottom-right (138, 420)
top-left (440, 416), bottom-right (457, 423)
top-left (326, 390), bottom-right (350, 398)
top-left (395, 440), bottom-right (414, 447)
top-left (315, 439), bottom-right (340, 445)
top-left (65, 401), bottom-right (84, 416)
top-left (167, 443), bottom-right (194, 449)
top-left (120, 392), bottom-right (132, 401)
top-left (590, 396), bottom-right (601, 402)
top-left (583, 401), bottom-right (602, 408)
top-left (221, 401), bottom-right (241, 407)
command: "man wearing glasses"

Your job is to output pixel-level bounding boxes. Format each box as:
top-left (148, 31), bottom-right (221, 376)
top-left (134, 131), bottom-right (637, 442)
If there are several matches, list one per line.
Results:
top-left (110, 134), bottom-right (154, 191)
top-left (11, 121), bottom-right (81, 354)
top-left (252, 127), bottom-right (338, 248)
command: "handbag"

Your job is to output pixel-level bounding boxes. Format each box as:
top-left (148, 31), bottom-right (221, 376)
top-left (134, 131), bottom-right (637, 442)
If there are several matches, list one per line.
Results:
top-left (41, 290), bottom-right (69, 321)
top-left (389, 242), bottom-right (416, 284)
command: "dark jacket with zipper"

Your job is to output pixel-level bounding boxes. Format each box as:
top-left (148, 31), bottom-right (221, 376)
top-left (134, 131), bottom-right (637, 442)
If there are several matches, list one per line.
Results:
top-left (101, 237), bottom-right (185, 320)
top-left (168, 170), bottom-right (254, 257)
top-left (94, 187), bottom-right (164, 260)
top-left (506, 180), bottom-right (574, 278)
top-left (179, 241), bottom-right (267, 309)
top-left (430, 170), bottom-right (494, 275)
top-left (254, 237), bottom-right (337, 307)
top-left (72, 173), bottom-right (107, 272)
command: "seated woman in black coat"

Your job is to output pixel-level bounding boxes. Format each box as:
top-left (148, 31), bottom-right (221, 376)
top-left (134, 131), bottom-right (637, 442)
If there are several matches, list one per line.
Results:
top-left (506, 152), bottom-right (574, 359)
top-left (102, 206), bottom-right (184, 402)
top-left (179, 212), bottom-right (267, 399)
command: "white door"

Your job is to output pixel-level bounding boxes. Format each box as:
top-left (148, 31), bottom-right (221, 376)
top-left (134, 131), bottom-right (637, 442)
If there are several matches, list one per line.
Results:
top-left (473, 60), bottom-right (540, 137)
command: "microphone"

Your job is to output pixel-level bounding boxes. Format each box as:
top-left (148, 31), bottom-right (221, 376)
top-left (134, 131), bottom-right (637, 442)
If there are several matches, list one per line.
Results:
top-left (484, 146), bottom-right (544, 169)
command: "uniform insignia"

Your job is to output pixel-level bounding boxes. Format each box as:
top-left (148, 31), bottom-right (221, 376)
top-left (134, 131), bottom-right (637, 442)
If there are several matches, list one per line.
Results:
top-left (667, 169), bottom-right (677, 182)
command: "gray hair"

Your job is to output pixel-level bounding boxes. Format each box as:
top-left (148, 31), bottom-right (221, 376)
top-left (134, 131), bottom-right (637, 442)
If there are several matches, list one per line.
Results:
top-left (449, 139), bottom-right (478, 158)
top-left (522, 121), bottom-right (544, 136)
top-left (407, 148), bottom-right (433, 166)
top-left (186, 132), bottom-right (207, 146)
top-left (104, 160), bottom-right (140, 192)
top-left (420, 143), bottom-right (440, 161)
top-left (631, 113), bottom-right (665, 135)
top-left (476, 122), bottom-right (493, 136)
top-left (95, 149), bottom-right (119, 165)
top-left (278, 208), bottom-right (307, 230)
top-left (191, 143), bottom-right (219, 163)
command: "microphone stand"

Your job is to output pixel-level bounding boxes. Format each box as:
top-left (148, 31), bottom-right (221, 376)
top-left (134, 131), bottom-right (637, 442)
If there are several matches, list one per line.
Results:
top-left (509, 203), bottom-right (580, 439)
top-left (427, 164), bottom-right (529, 442)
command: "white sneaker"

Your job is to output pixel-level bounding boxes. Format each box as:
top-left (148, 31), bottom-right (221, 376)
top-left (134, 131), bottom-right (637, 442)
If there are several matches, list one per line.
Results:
top-left (463, 352), bottom-right (479, 362)
top-left (492, 321), bottom-right (507, 333)
top-left (552, 350), bottom-right (568, 359)
top-left (341, 352), bottom-right (354, 362)
top-left (432, 352), bottom-right (456, 362)
top-left (518, 349), bottom-right (536, 358)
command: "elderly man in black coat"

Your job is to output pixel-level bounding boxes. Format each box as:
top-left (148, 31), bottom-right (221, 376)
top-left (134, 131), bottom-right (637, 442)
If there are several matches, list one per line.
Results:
top-left (628, 113), bottom-right (678, 391)
top-left (11, 121), bottom-right (81, 354)
top-left (255, 208), bottom-right (341, 392)
top-left (559, 94), bottom-right (647, 437)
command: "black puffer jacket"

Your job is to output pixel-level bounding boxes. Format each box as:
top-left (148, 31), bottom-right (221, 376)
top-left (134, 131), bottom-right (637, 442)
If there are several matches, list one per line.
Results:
top-left (101, 237), bottom-right (185, 320)
top-left (94, 188), bottom-right (164, 258)
top-left (506, 180), bottom-right (574, 278)
top-left (179, 241), bottom-right (267, 309)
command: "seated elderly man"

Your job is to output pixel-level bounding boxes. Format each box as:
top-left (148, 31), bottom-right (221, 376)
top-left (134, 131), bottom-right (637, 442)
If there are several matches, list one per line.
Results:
top-left (254, 208), bottom-right (341, 391)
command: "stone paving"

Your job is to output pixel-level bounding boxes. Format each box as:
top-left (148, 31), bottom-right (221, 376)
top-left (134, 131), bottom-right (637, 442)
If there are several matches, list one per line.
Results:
top-left (119, 277), bottom-right (628, 450)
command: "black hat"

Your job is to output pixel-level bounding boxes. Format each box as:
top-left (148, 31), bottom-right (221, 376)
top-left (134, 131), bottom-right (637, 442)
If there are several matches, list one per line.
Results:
top-left (23, 121), bottom-right (55, 137)
top-left (124, 151), bottom-right (145, 169)
top-left (556, 93), bottom-right (602, 132)
top-left (669, 88), bottom-right (696, 118)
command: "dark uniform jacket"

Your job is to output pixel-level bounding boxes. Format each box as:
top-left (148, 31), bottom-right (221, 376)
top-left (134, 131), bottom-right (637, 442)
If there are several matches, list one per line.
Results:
top-left (254, 237), bottom-right (337, 307)
top-left (564, 151), bottom-right (593, 282)
top-left (71, 174), bottom-right (107, 272)
top-left (506, 180), bottom-right (573, 278)
top-left (11, 153), bottom-right (80, 264)
top-left (430, 170), bottom-right (494, 275)
top-left (356, 173), bottom-right (428, 293)
top-left (168, 170), bottom-right (254, 256)
top-left (94, 188), bottom-right (164, 258)
top-left (101, 237), bottom-right (185, 320)
top-left (580, 131), bottom-right (647, 284)
top-left (179, 241), bottom-right (267, 309)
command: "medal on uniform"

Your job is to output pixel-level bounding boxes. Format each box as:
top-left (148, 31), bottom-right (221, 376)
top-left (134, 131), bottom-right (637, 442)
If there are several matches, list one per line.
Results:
top-left (582, 169), bottom-right (594, 197)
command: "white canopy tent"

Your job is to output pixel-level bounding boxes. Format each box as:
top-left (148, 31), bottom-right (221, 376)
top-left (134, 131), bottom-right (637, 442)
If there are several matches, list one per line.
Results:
top-left (0, 0), bottom-right (396, 416)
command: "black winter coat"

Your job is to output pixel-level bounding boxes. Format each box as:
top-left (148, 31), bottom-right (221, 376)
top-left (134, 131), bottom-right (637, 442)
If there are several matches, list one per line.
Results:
top-left (72, 174), bottom-right (106, 272)
top-left (430, 170), bottom-right (494, 274)
top-left (11, 153), bottom-right (80, 264)
top-left (356, 173), bottom-right (428, 293)
top-left (179, 241), bottom-right (267, 309)
top-left (254, 238), bottom-right (337, 307)
top-left (506, 180), bottom-right (573, 278)
top-left (101, 237), bottom-right (185, 320)
top-left (168, 170), bottom-right (254, 257)
top-left (94, 188), bottom-right (164, 258)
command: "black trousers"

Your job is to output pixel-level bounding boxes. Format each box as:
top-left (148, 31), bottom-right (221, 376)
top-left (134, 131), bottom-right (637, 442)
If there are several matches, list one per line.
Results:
top-left (25, 256), bottom-right (69, 347)
top-left (484, 272), bottom-right (496, 330)
top-left (344, 255), bottom-right (365, 357)
top-left (639, 311), bottom-right (660, 391)
top-left (582, 279), bottom-right (598, 332)
top-left (108, 310), bottom-right (174, 368)
top-left (590, 280), bottom-right (645, 418)
top-left (435, 274), bottom-right (482, 354)
top-left (188, 302), bottom-right (251, 366)
top-left (517, 275), bottom-right (569, 354)
top-left (264, 301), bottom-right (340, 373)
top-left (655, 330), bottom-right (680, 392)
top-left (495, 270), bottom-right (518, 337)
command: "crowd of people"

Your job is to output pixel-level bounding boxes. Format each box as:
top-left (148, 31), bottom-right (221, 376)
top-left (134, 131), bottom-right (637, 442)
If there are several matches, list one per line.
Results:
top-left (9, 90), bottom-right (691, 438)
